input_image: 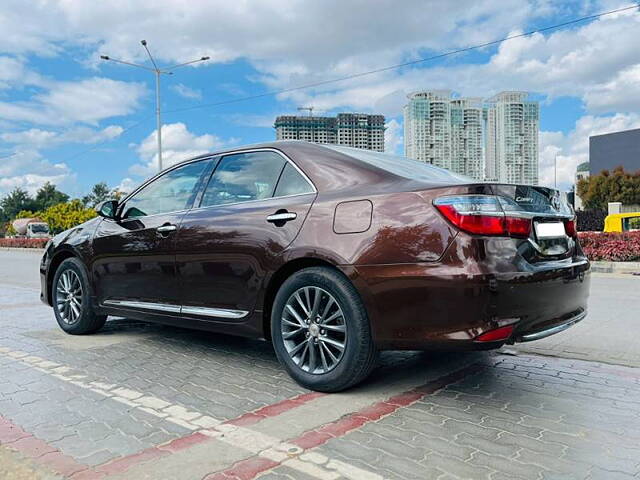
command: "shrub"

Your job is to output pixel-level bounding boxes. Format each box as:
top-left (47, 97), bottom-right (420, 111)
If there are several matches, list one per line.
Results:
top-left (39, 200), bottom-right (96, 234)
top-left (576, 209), bottom-right (606, 232)
top-left (578, 231), bottom-right (640, 262)
top-left (0, 238), bottom-right (49, 249)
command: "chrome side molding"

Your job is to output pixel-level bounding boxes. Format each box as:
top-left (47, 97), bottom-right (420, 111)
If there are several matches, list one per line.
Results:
top-left (181, 305), bottom-right (248, 319)
top-left (102, 299), bottom-right (181, 314)
top-left (102, 299), bottom-right (248, 319)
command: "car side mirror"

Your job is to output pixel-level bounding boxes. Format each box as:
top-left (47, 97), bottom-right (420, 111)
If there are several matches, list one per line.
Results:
top-left (96, 200), bottom-right (119, 219)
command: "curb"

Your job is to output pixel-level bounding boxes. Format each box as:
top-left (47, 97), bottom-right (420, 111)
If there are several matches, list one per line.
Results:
top-left (590, 261), bottom-right (640, 274)
top-left (0, 247), bottom-right (45, 253)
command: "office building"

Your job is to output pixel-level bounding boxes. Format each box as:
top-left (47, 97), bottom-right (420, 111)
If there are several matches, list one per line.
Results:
top-left (589, 127), bottom-right (640, 175)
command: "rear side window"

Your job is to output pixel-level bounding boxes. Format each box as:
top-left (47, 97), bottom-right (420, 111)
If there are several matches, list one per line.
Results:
top-left (274, 163), bottom-right (314, 197)
top-left (201, 151), bottom-right (285, 207)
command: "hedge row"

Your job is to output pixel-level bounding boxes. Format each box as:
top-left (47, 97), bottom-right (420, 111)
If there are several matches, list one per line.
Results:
top-left (0, 238), bottom-right (49, 249)
top-left (576, 209), bottom-right (607, 232)
top-left (578, 231), bottom-right (640, 262)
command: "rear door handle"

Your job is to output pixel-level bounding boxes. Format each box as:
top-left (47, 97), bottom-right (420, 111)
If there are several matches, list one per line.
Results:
top-left (267, 212), bottom-right (297, 223)
top-left (157, 224), bottom-right (177, 233)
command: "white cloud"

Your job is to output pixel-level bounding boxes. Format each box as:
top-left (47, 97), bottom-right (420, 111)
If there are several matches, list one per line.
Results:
top-left (1, 125), bottom-right (123, 147)
top-left (266, 7), bottom-right (640, 117)
top-left (130, 122), bottom-right (233, 177)
top-left (0, 77), bottom-right (145, 126)
top-left (170, 83), bottom-right (202, 101)
top-left (116, 177), bottom-right (138, 194)
top-left (538, 113), bottom-right (640, 190)
top-left (0, 56), bottom-right (47, 90)
top-left (384, 119), bottom-right (403, 154)
top-left (0, 150), bottom-right (75, 196)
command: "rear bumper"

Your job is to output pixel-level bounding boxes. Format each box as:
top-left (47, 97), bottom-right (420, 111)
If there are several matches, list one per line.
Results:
top-left (343, 252), bottom-right (590, 350)
top-left (516, 309), bottom-right (587, 342)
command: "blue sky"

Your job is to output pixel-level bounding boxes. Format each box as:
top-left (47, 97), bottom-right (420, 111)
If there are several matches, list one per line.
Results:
top-left (1, 0), bottom-right (640, 197)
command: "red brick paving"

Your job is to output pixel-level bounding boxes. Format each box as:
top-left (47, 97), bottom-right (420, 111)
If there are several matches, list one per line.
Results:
top-left (0, 415), bottom-right (89, 478)
top-left (206, 362), bottom-right (482, 480)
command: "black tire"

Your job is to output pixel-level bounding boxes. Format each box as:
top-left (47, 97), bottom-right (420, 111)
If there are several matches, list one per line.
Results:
top-left (52, 257), bottom-right (106, 335)
top-left (271, 267), bottom-right (377, 392)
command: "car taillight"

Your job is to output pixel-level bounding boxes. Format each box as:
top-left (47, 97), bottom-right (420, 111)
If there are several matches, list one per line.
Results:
top-left (564, 218), bottom-right (577, 237)
top-left (434, 195), bottom-right (531, 238)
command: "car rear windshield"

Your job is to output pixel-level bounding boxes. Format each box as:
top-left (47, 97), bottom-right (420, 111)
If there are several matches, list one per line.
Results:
top-left (324, 145), bottom-right (475, 184)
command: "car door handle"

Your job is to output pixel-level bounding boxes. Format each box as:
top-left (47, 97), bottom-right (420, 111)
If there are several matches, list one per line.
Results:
top-left (267, 212), bottom-right (297, 223)
top-left (157, 224), bottom-right (177, 233)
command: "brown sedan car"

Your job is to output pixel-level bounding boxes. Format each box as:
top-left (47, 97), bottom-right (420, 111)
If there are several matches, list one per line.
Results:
top-left (40, 141), bottom-right (590, 391)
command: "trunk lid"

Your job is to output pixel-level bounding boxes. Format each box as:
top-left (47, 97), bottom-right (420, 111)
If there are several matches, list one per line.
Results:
top-left (492, 184), bottom-right (576, 258)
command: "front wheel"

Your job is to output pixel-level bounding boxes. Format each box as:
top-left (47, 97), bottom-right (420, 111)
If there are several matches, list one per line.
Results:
top-left (271, 267), bottom-right (377, 392)
top-left (52, 258), bottom-right (106, 335)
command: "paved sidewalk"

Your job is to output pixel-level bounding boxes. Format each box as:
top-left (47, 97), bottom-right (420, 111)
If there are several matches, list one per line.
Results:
top-left (1, 250), bottom-right (640, 479)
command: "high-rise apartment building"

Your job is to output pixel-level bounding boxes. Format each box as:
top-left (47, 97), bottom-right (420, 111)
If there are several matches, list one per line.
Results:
top-left (485, 91), bottom-right (539, 185)
top-left (274, 113), bottom-right (385, 151)
top-left (404, 90), bottom-right (539, 184)
top-left (403, 91), bottom-right (484, 180)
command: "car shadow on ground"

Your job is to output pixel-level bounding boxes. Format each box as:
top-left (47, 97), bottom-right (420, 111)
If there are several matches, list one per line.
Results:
top-left (85, 317), bottom-right (491, 394)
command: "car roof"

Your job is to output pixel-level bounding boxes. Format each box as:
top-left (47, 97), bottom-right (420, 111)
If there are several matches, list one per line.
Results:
top-left (181, 140), bottom-right (470, 193)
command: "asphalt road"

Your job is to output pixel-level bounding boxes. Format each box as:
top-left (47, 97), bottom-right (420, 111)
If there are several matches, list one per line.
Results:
top-left (3, 248), bottom-right (639, 367)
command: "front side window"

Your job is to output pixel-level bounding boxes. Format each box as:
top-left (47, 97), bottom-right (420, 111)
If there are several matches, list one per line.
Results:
top-left (122, 160), bottom-right (208, 218)
top-left (201, 151), bottom-right (285, 207)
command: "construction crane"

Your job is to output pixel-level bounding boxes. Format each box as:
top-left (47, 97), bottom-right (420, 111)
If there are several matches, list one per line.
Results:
top-left (297, 106), bottom-right (315, 117)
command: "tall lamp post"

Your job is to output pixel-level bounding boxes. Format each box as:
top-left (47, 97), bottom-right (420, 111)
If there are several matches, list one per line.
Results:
top-left (101, 41), bottom-right (209, 172)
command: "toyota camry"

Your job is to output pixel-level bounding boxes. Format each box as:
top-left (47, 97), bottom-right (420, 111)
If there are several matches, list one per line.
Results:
top-left (40, 141), bottom-right (590, 392)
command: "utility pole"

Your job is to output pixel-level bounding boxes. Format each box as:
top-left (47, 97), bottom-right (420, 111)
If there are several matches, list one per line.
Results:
top-left (554, 153), bottom-right (558, 189)
top-left (101, 41), bottom-right (209, 172)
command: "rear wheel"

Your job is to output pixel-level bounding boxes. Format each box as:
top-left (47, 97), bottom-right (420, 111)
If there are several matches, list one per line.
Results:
top-left (271, 267), bottom-right (377, 392)
top-left (52, 258), bottom-right (106, 335)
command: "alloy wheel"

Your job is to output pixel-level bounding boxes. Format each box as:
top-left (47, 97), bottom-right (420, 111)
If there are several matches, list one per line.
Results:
top-left (56, 269), bottom-right (83, 325)
top-left (281, 286), bottom-right (347, 374)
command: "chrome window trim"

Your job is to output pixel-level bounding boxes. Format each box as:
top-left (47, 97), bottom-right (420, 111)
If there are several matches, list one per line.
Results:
top-left (102, 299), bottom-right (248, 319)
top-left (117, 156), bottom-right (217, 218)
top-left (190, 191), bottom-right (316, 213)
top-left (106, 148), bottom-right (315, 221)
top-left (196, 148), bottom-right (317, 210)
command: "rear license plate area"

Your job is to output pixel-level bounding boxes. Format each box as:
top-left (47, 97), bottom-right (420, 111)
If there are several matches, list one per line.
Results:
top-left (534, 221), bottom-right (565, 239)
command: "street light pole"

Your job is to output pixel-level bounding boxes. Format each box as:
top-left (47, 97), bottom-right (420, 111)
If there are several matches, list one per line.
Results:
top-left (155, 70), bottom-right (162, 170)
top-left (100, 41), bottom-right (210, 172)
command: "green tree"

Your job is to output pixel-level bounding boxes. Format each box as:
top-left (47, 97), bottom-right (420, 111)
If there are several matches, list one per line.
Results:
top-left (577, 167), bottom-right (640, 210)
top-left (34, 182), bottom-right (69, 211)
top-left (0, 188), bottom-right (38, 221)
top-left (39, 200), bottom-right (97, 234)
top-left (82, 182), bottom-right (112, 208)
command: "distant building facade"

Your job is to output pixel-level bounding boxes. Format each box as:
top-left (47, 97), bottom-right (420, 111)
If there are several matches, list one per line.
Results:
top-left (484, 91), bottom-right (539, 185)
top-left (404, 90), bottom-right (538, 183)
top-left (589, 128), bottom-right (640, 175)
top-left (274, 113), bottom-right (385, 151)
top-left (403, 90), bottom-right (484, 180)
top-left (574, 161), bottom-right (590, 210)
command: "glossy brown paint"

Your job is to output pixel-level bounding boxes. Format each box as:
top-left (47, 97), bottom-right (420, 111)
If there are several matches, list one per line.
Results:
top-left (40, 141), bottom-right (590, 350)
